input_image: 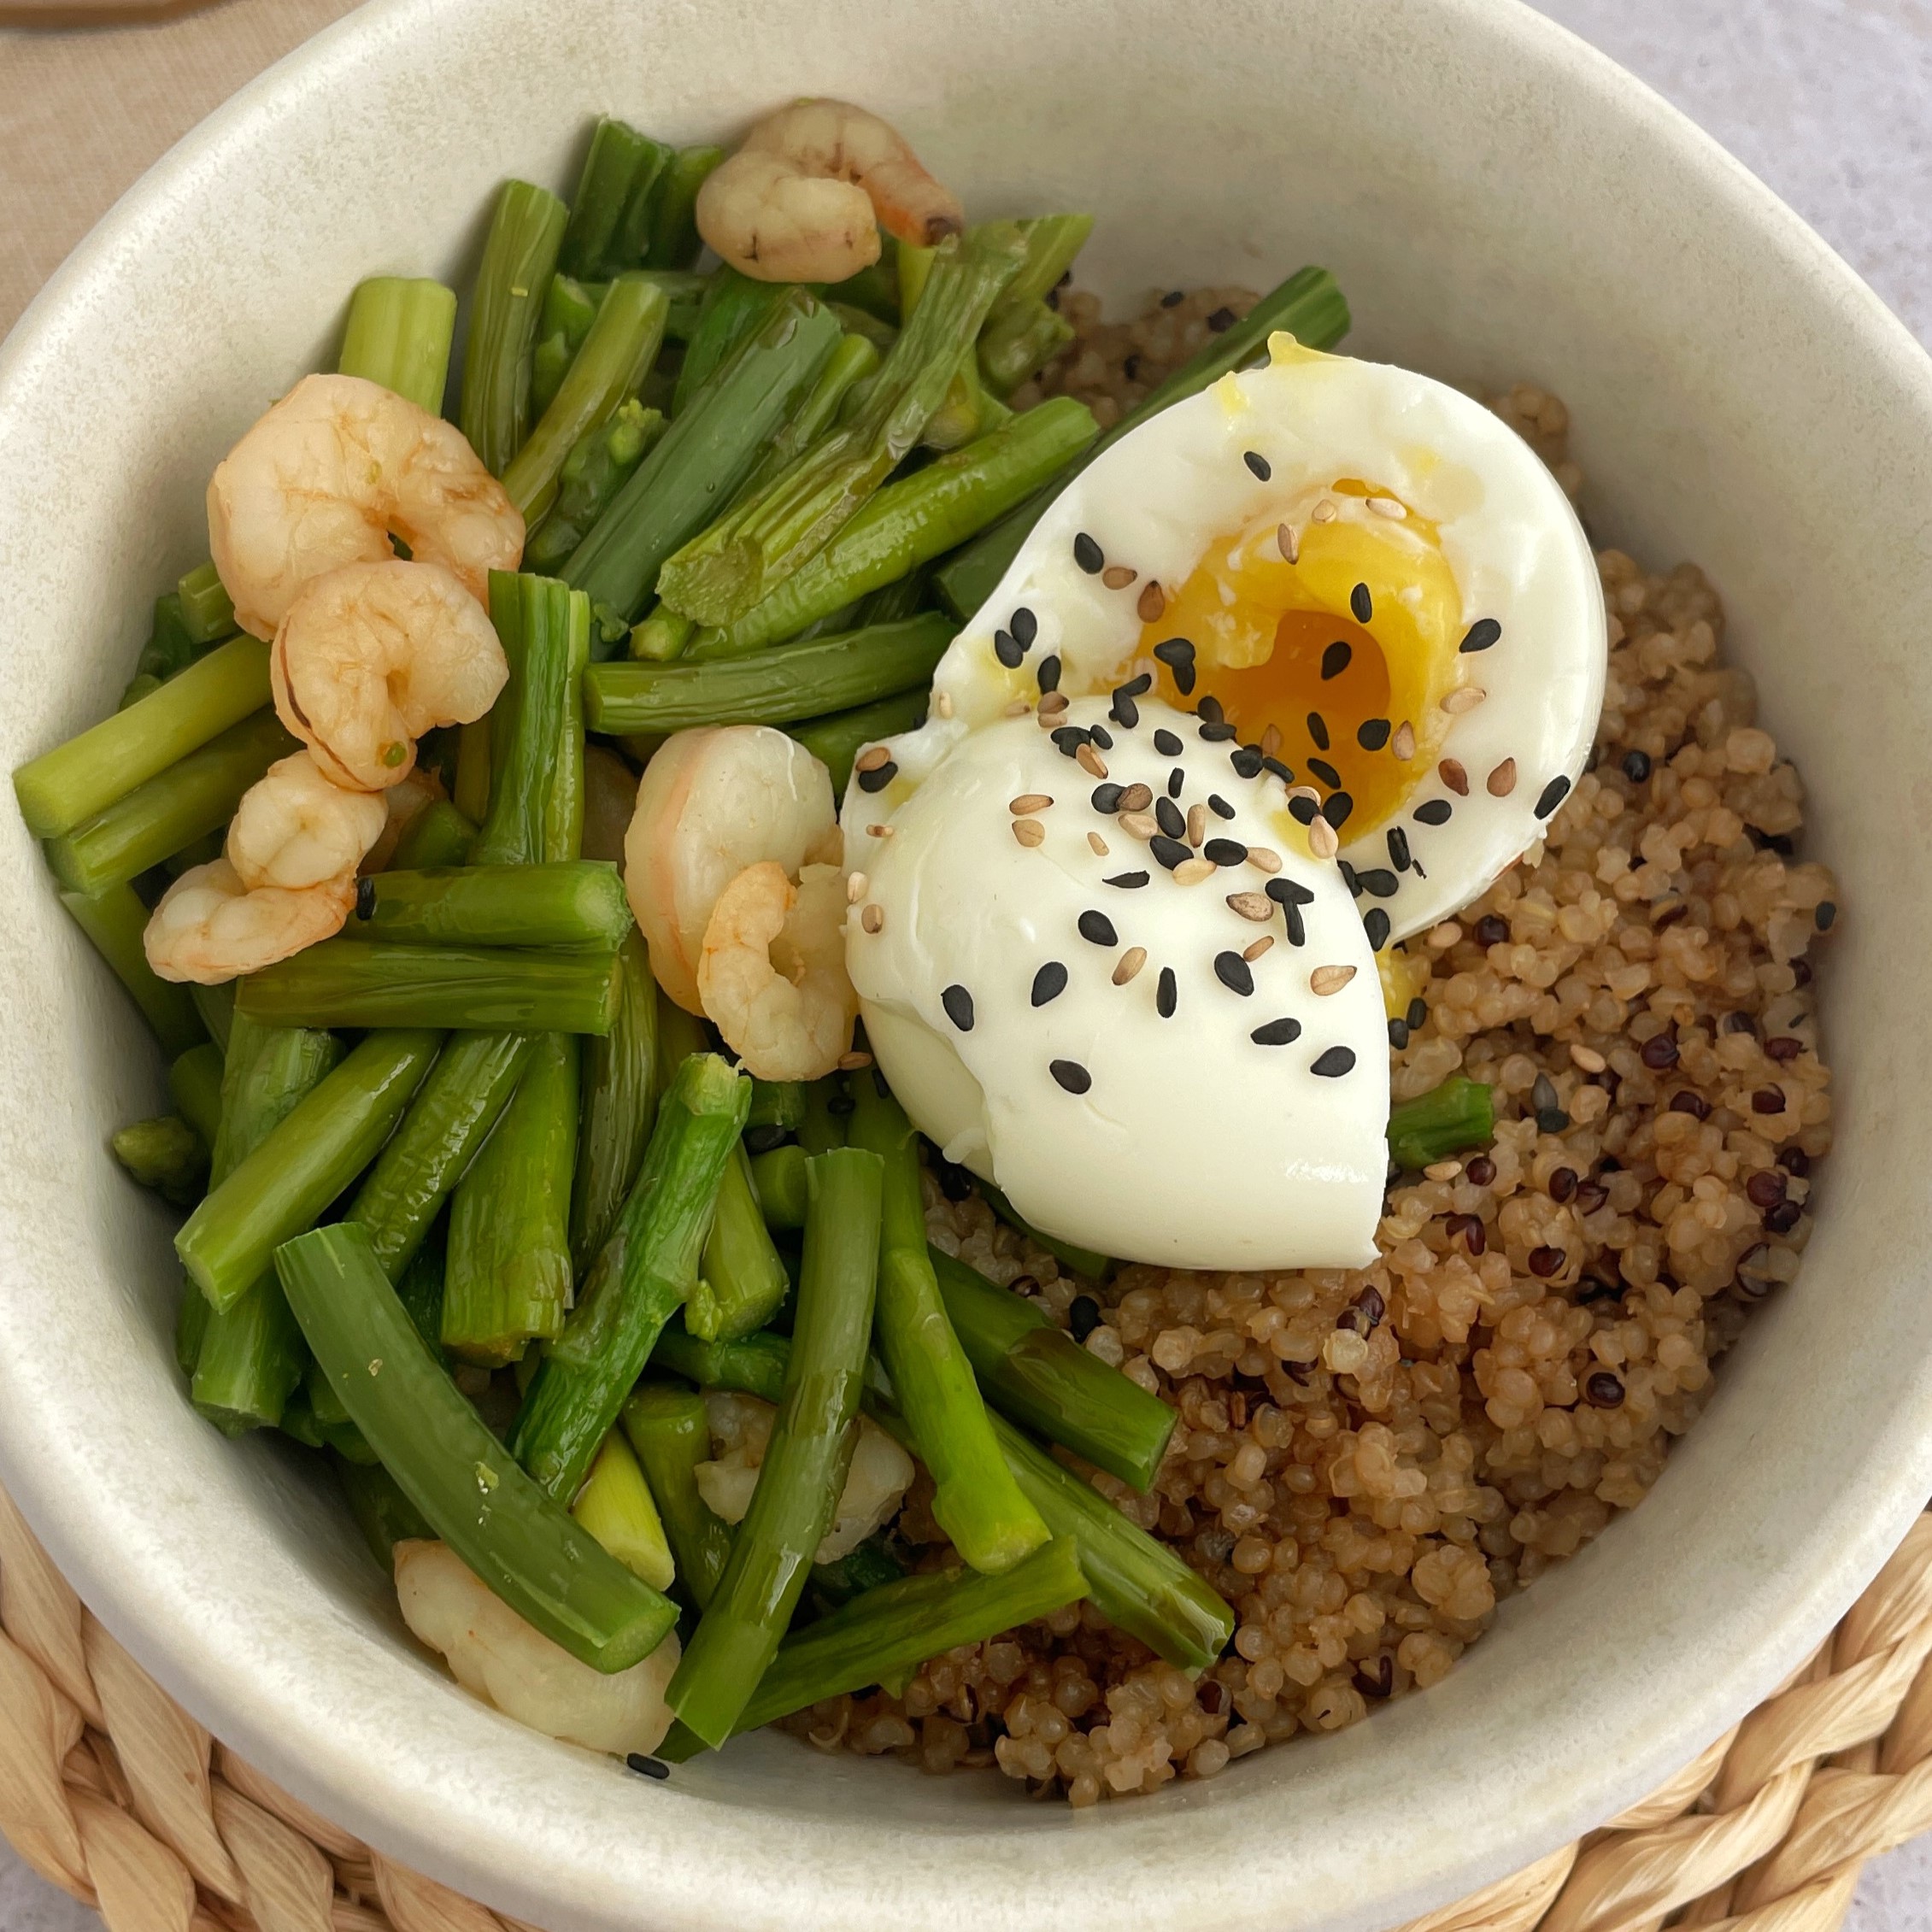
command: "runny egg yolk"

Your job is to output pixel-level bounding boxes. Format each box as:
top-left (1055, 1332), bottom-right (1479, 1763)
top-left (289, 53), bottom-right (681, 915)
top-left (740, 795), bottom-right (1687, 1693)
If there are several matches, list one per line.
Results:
top-left (1143, 482), bottom-right (1465, 839)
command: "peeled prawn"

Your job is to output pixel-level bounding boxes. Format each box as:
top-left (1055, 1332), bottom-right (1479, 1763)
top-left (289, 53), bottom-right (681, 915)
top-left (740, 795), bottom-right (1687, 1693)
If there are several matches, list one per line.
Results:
top-left (142, 856), bottom-right (356, 985)
top-left (208, 373), bottom-right (524, 640)
top-left (696, 99), bottom-right (965, 285)
top-left (623, 725), bottom-right (838, 1013)
top-left (699, 861), bottom-right (857, 1083)
top-left (226, 751), bottom-right (387, 893)
top-left (694, 1391), bottom-right (913, 1564)
top-left (271, 559), bottom-right (508, 791)
top-left (393, 1540), bottom-right (678, 1759)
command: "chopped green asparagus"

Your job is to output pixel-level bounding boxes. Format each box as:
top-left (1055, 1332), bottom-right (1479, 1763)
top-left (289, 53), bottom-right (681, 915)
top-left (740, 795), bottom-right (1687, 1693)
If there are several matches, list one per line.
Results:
top-left (685, 1142), bottom-right (790, 1343)
top-left (389, 799), bottom-right (474, 872)
top-left (984, 1181), bottom-right (1113, 1281)
top-left (650, 1323), bottom-right (793, 1402)
top-left (572, 1427), bottom-right (676, 1590)
top-left (560, 119), bottom-right (670, 282)
top-left (642, 145), bottom-right (725, 270)
top-left (570, 931), bottom-right (659, 1270)
top-left (338, 277), bottom-right (457, 414)
top-left (523, 400), bottom-right (666, 575)
top-left (673, 267), bottom-right (794, 414)
top-left (476, 572), bottom-right (591, 867)
top-left (978, 299), bottom-right (1074, 396)
top-left (460, 179), bottom-right (569, 477)
top-left (1387, 1075), bottom-right (1496, 1170)
top-left (167, 1042), bottom-right (225, 1150)
top-left (337, 1457), bottom-right (434, 1571)
top-left (622, 1382), bottom-right (733, 1611)
top-left (173, 561), bottom-right (236, 649)
top-left (57, 883), bottom-right (203, 1056)
top-left (748, 1143), bottom-right (808, 1230)
top-left (349, 861), bottom-right (631, 950)
top-left (111, 1116), bottom-right (208, 1206)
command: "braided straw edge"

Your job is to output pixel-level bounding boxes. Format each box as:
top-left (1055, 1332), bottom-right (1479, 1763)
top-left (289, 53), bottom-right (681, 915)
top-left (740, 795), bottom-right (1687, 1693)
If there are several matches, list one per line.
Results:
top-left (1, 1484), bottom-right (1928, 1932)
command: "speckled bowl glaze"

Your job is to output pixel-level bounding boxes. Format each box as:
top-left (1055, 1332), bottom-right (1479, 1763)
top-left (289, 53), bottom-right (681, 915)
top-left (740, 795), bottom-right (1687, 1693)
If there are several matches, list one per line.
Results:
top-left (2, 2), bottom-right (1929, 1927)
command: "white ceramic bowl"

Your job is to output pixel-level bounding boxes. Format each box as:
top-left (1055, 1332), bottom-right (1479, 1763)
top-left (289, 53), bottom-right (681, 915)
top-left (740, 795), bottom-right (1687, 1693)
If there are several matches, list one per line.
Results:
top-left (3, 2), bottom-right (1930, 1927)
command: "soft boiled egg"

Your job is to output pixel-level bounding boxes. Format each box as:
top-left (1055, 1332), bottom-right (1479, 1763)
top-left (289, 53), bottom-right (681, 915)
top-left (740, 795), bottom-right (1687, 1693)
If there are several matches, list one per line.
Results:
top-left (843, 333), bottom-right (1606, 1271)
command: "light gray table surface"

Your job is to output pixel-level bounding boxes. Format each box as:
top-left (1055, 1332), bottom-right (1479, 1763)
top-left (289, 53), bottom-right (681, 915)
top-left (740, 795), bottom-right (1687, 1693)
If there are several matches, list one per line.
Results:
top-left (1, 0), bottom-right (1929, 1925)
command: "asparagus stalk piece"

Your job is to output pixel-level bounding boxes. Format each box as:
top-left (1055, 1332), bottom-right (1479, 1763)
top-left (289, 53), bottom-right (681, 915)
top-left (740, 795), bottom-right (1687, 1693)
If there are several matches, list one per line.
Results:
top-left (389, 799), bottom-right (474, 872)
top-left (562, 291), bottom-right (843, 631)
top-left (731, 333), bottom-right (882, 506)
top-left (529, 275), bottom-right (604, 421)
top-left (349, 861), bottom-right (631, 951)
top-left (978, 300), bottom-right (1074, 397)
top-left (650, 1323), bottom-right (792, 1401)
top-left (984, 1181), bottom-right (1113, 1281)
top-left (338, 1457), bottom-right (434, 1571)
top-left (643, 146), bottom-right (725, 270)
top-left (622, 1383), bottom-right (733, 1611)
top-left (937, 266), bottom-right (1351, 619)
top-left (111, 1117), bottom-right (207, 1206)
top-left (460, 180), bottom-right (569, 477)
top-left (129, 590), bottom-right (198, 695)
top-left (338, 277), bottom-right (458, 414)
top-left (477, 572), bottom-right (591, 867)
top-left (657, 225), bottom-right (1030, 628)
top-left (523, 400), bottom-right (667, 575)
top-left (748, 1143), bottom-right (808, 1230)
top-left (176, 1029), bottom-right (440, 1312)
top-left (344, 1031), bottom-right (536, 1281)
top-left (191, 1014), bottom-right (343, 1433)
top-left (1386, 1075), bottom-right (1496, 1170)
top-left (687, 399), bottom-right (1096, 658)
top-left (673, 268), bottom-right (794, 414)
top-left (235, 943), bottom-right (620, 1034)
top-left (849, 1083), bottom-right (1049, 1573)
top-left (796, 1073), bottom-right (849, 1154)
top-left (788, 690), bottom-right (928, 795)
top-left (930, 1248), bottom-right (1177, 1491)
top-left (167, 1042), bottom-right (226, 1148)
top-left (502, 274), bottom-right (670, 524)
top-left (44, 708), bottom-right (296, 898)
top-left (570, 931), bottom-right (659, 1270)
top-left (585, 614), bottom-right (952, 736)
top-left (15, 635), bottom-right (273, 839)
top-left (509, 1052), bottom-right (749, 1500)
top-left (278, 1222), bottom-right (676, 1671)
top-left (992, 214), bottom-right (1095, 316)
top-left (443, 1031), bottom-right (579, 1364)
top-left (667, 1147), bottom-right (884, 1746)
top-left (57, 884), bottom-right (202, 1056)
top-left (684, 1142), bottom-right (790, 1342)
top-left (173, 561), bottom-right (236, 649)
top-left (560, 119), bottom-right (670, 282)
top-left (189, 983), bottom-right (234, 1058)
top-left (672, 1536), bottom-right (1088, 1753)
top-left (572, 1427), bottom-right (677, 1590)
top-left (746, 1079), bottom-right (805, 1139)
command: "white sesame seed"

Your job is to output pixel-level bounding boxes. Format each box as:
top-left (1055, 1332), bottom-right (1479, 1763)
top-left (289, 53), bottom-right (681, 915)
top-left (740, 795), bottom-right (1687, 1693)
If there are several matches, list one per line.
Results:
top-left (1391, 721), bottom-right (1416, 760)
top-left (935, 690), bottom-right (955, 719)
top-left (1427, 920), bottom-right (1464, 948)
top-left (1186, 802), bottom-right (1207, 847)
top-left (846, 872), bottom-right (868, 904)
top-left (1308, 818), bottom-right (1340, 860)
top-left (1004, 698), bottom-right (1031, 716)
top-left (1119, 812), bottom-right (1157, 840)
top-left (837, 1050), bottom-right (873, 1070)
top-left (1277, 522), bottom-right (1300, 563)
top-left (1112, 946), bottom-right (1148, 986)
top-left (1570, 1043), bottom-right (1608, 1073)
top-left (866, 824), bottom-right (893, 838)
top-left (1487, 758), bottom-right (1518, 796)
top-left (1442, 686), bottom-right (1487, 714)
top-left (1013, 819), bottom-right (1046, 848)
top-left (860, 904), bottom-right (884, 934)
top-left (1010, 793), bottom-right (1054, 815)
top-left (1101, 564), bottom-right (1137, 590)
top-left (1226, 892), bottom-right (1273, 922)
top-left (1242, 936), bottom-right (1274, 962)
top-left (1173, 856), bottom-right (1216, 885)
top-left (854, 745), bottom-right (891, 772)
top-left (1310, 964), bottom-right (1357, 995)
top-left (1088, 831), bottom-right (1109, 857)
top-left (1312, 498), bottom-right (1338, 523)
top-left (1247, 846), bottom-right (1282, 874)
top-left (1137, 580), bottom-right (1166, 623)
top-left (1367, 495), bottom-right (1406, 519)
top-left (1260, 722), bottom-right (1283, 759)
top-left (1424, 1160), bottom-right (1463, 1182)
top-left (1077, 743), bottom-right (1109, 779)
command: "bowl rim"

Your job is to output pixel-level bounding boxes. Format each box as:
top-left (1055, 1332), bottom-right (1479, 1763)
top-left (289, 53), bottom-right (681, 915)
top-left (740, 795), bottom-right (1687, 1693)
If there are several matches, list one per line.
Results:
top-left (5, 3), bottom-right (1932, 1929)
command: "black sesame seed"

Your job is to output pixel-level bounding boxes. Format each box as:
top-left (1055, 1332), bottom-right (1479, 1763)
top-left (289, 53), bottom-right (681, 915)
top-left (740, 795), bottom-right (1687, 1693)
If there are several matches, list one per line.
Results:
top-left (1312, 1045), bottom-right (1357, 1078)
top-left (1356, 868), bottom-right (1399, 898)
top-left (1078, 910), bottom-right (1118, 947)
top-left (1251, 1017), bottom-right (1302, 1046)
top-left (1161, 288), bottom-right (1185, 308)
top-left (1103, 870), bottom-right (1150, 889)
top-left (1153, 637), bottom-right (1195, 673)
top-left (1089, 723), bottom-right (1113, 750)
top-left (626, 1753), bottom-right (672, 1780)
top-left (1340, 860), bottom-right (1362, 897)
top-left (935, 1157), bottom-right (975, 1201)
top-left (1196, 694), bottom-right (1224, 724)
top-left (1150, 835), bottom-right (1190, 870)
top-left (1321, 641), bottom-right (1352, 681)
top-left (1307, 711), bottom-right (1330, 751)
top-left (993, 629), bottom-right (1025, 667)
top-left (1323, 790), bottom-right (1354, 829)
top-left (1621, 749), bottom-right (1652, 784)
top-left (1090, 783), bottom-right (1125, 813)
top-left (1049, 1059), bottom-right (1093, 1094)
top-left (1051, 725), bottom-right (1088, 757)
top-left (1265, 878), bottom-right (1315, 906)
top-left (1357, 717), bottom-right (1391, 751)
top-left (1208, 793), bottom-right (1235, 819)
top-left (1031, 961), bottom-right (1068, 1006)
top-left (1110, 696), bottom-right (1139, 729)
top-left (1072, 532), bottom-right (1104, 574)
top-left (354, 876), bottom-right (375, 919)
top-left (744, 1123), bottom-right (789, 1154)
top-left (1117, 671), bottom-right (1152, 699)
top-left (1166, 767), bottom-right (1185, 799)
top-left (1406, 996), bottom-right (1428, 1031)
top-left (1068, 1295), bottom-right (1102, 1341)
top-left (1122, 351), bottom-right (1140, 379)
top-left (1037, 653), bottom-right (1062, 694)
top-left (1287, 793), bottom-right (1318, 826)
top-left (1263, 756), bottom-right (1295, 783)
top-left (1388, 1017), bottom-right (1410, 1048)
top-left (1199, 721), bottom-right (1237, 743)
top-left (1155, 796), bottom-right (1186, 838)
top-left (1387, 827), bottom-right (1412, 872)
top-left (1308, 757), bottom-right (1342, 790)
top-left (1459, 618), bottom-right (1501, 654)
top-left (1154, 728), bottom-right (1183, 756)
top-left (941, 984), bottom-right (975, 1031)
top-left (1363, 907), bottom-right (1390, 950)
top-left (1157, 967), bottom-right (1177, 1017)
top-left (1350, 582), bottom-right (1372, 623)
top-left (1207, 305), bottom-right (1236, 332)
top-left (1284, 903), bottom-right (1307, 946)
top-left (1534, 775), bottom-right (1572, 819)
top-left (1230, 747), bottom-right (1263, 778)
top-left (1213, 952), bottom-right (1254, 995)
top-left (1242, 449), bottom-right (1271, 480)
top-left (1204, 838), bottom-right (1248, 866)
top-left (856, 760), bottom-right (897, 793)
top-left (1413, 799), bottom-right (1453, 825)
top-left (1010, 607), bottom-right (1037, 648)
top-left (1537, 1107), bottom-right (1571, 1133)
top-left (1816, 901), bottom-right (1837, 931)
top-left (1747, 826), bottom-right (1795, 855)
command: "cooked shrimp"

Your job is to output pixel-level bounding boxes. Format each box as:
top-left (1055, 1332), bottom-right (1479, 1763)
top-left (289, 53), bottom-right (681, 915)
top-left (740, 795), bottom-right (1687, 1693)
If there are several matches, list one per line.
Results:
top-left (142, 856), bottom-right (356, 985)
top-left (393, 1541), bottom-right (678, 1759)
top-left (208, 373), bottom-right (524, 640)
top-left (696, 99), bottom-right (965, 285)
top-left (624, 725), bottom-right (838, 1012)
top-left (226, 751), bottom-right (388, 893)
top-left (694, 1391), bottom-right (913, 1563)
top-left (271, 559), bottom-right (508, 791)
top-left (698, 861), bottom-right (856, 1082)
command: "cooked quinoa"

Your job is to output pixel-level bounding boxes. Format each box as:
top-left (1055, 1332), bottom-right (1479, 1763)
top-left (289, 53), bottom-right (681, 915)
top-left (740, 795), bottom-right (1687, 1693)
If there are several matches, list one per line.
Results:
top-left (777, 291), bottom-right (1838, 1806)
